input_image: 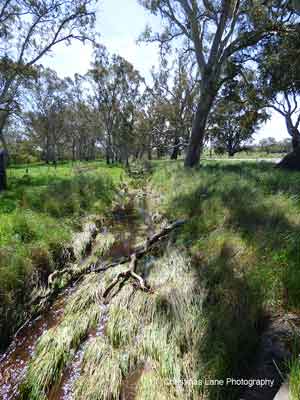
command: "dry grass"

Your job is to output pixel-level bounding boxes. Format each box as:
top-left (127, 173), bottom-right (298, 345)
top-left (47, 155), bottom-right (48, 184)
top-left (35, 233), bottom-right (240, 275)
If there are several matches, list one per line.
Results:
top-left (73, 249), bottom-right (207, 400)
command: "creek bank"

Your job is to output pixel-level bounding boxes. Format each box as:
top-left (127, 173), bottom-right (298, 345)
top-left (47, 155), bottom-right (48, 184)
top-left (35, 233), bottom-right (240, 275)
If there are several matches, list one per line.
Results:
top-left (0, 214), bottom-right (107, 400)
top-left (2, 162), bottom-right (298, 400)
top-left (240, 313), bottom-right (300, 400)
top-left (0, 182), bottom-right (171, 400)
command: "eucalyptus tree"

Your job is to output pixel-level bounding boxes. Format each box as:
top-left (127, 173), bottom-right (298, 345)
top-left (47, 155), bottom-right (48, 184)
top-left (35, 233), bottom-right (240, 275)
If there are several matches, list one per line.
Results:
top-left (64, 75), bottom-right (98, 161)
top-left (139, 0), bottom-right (297, 167)
top-left (148, 53), bottom-right (199, 159)
top-left (0, 0), bottom-right (97, 154)
top-left (25, 68), bottom-right (69, 163)
top-left (209, 75), bottom-right (268, 156)
top-left (88, 45), bottom-right (144, 164)
top-left (258, 27), bottom-right (300, 150)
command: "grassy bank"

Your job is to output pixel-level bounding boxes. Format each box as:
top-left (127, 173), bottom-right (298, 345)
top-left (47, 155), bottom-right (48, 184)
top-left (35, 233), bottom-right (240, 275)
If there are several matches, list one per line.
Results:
top-left (5, 160), bottom-right (300, 399)
top-left (0, 161), bottom-right (124, 349)
top-left (150, 160), bottom-right (300, 397)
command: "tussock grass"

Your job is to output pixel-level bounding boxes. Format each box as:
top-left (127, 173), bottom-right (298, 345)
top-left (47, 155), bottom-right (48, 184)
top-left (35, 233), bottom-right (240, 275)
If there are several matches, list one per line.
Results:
top-left (290, 359), bottom-right (300, 400)
top-left (94, 232), bottom-right (116, 257)
top-left (289, 335), bottom-right (300, 400)
top-left (136, 369), bottom-right (179, 400)
top-left (150, 160), bottom-right (300, 398)
top-left (74, 249), bottom-right (206, 400)
top-left (20, 273), bottom-right (103, 399)
top-left (74, 338), bottom-right (126, 400)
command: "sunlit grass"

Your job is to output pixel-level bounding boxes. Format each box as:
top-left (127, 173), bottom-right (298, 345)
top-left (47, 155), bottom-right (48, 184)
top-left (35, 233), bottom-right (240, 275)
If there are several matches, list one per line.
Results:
top-left (72, 249), bottom-right (207, 400)
top-left (290, 357), bottom-right (300, 400)
top-left (0, 161), bottom-right (124, 349)
top-left (20, 273), bottom-right (104, 399)
top-left (150, 160), bottom-right (300, 398)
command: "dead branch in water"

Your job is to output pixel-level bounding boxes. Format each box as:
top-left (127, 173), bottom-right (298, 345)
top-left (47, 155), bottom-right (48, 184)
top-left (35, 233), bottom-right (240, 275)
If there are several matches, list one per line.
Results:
top-left (102, 254), bottom-right (150, 300)
top-left (30, 219), bottom-right (186, 308)
top-left (101, 219), bottom-right (186, 300)
top-left (90, 219), bottom-right (186, 274)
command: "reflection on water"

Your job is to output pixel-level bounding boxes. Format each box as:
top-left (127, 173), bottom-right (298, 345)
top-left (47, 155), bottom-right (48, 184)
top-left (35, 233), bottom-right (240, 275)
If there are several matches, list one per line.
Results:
top-left (0, 286), bottom-right (76, 400)
top-left (0, 191), bottom-right (155, 400)
top-left (48, 304), bottom-right (109, 400)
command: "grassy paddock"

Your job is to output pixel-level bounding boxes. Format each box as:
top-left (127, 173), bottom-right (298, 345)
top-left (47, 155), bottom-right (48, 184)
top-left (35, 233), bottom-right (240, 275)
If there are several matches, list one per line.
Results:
top-left (0, 161), bottom-right (124, 349)
top-left (202, 150), bottom-right (285, 160)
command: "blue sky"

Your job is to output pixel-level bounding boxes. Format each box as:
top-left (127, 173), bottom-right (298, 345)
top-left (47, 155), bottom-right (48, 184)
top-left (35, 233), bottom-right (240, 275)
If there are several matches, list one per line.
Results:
top-left (42, 0), bottom-right (289, 143)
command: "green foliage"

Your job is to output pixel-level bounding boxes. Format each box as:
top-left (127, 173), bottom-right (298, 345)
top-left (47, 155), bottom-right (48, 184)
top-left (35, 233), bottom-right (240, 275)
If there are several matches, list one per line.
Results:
top-left (209, 75), bottom-right (268, 157)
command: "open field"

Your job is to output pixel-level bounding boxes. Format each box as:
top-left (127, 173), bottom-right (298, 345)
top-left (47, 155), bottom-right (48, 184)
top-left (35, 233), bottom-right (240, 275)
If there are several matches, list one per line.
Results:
top-left (0, 161), bottom-right (124, 348)
top-left (202, 150), bottom-right (287, 160)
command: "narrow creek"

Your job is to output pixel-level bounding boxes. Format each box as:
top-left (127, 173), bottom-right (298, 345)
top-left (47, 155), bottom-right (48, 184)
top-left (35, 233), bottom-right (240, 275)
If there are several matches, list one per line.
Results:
top-left (0, 189), bottom-right (155, 400)
top-left (0, 286), bottom-right (76, 400)
top-left (1, 185), bottom-right (290, 400)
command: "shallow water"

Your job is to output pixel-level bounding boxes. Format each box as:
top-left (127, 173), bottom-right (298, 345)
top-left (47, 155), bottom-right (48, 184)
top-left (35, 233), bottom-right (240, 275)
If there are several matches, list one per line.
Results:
top-left (0, 191), bottom-right (154, 400)
top-left (0, 286), bottom-right (76, 400)
top-left (47, 304), bottom-right (109, 400)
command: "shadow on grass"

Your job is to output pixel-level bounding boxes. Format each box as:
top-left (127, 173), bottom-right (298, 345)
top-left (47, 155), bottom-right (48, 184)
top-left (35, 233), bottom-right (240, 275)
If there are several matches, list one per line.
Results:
top-left (194, 251), bottom-right (264, 399)
top-left (164, 162), bottom-right (300, 399)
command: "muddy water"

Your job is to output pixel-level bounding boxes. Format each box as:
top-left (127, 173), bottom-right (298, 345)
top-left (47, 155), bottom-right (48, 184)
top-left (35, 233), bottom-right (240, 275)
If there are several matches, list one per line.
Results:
top-left (107, 192), bottom-right (155, 259)
top-left (48, 193), bottom-right (155, 400)
top-left (48, 304), bottom-right (109, 400)
top-left (0, 286), bottom-right (77, 400)
top-left (0, 190), bottom-right (155, 400)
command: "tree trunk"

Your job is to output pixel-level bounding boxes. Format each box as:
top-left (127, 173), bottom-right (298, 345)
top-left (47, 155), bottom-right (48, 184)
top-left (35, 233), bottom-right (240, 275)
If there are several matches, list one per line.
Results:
top-left (285, 116), bottom-right (300, 150)
top-left (170, 135), bottom-right (180, 160)
top-left (184, 89), bottom-right (215, 168)
top-left (72, 139), bottom-right (76, 162)
top-left (0, 111), bottom-right (10, 156)
top-left (0, 150), bottom-right (7, 192)
top-left (106, 149), bottom-right (110, 165)
top-left (45, 131), bottom-right (52, 164)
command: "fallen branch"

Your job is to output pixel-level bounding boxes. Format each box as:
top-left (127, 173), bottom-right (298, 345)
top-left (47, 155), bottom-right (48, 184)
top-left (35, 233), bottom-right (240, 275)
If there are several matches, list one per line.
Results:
top-left (29, 219), bottom-right (186, 308)
top-left (102, 254), bottom-right (150, 300)
top-left (90, 219), bottom-right (187, 274)
top-left (101, 219), bottom-right (186, 300)
top-left (48, 268), bottom-right (71, 287)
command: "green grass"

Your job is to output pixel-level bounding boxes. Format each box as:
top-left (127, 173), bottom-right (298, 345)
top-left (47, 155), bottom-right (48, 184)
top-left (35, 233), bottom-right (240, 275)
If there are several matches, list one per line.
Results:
top-left (202, 150), bottom-right (286, 159)
top-left (73, 248), bottom-right (206, 400)
top-left (289, 335), bottom-right (300, 400)
top-left (20, 274), bottom-right (103, 400)
top-left (290, 358), bottom-right (300, 399)
top-left (0, 160), bottom-right (124, 349)
top-left (151, 160), bottom-right (300, 309)
top-left (149, 159), bottom-right (300, 397)
top-left (7, 159), bottom-right (300, 399)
